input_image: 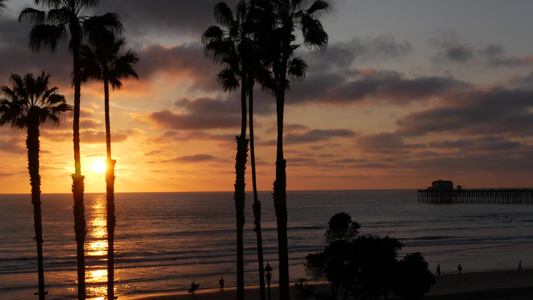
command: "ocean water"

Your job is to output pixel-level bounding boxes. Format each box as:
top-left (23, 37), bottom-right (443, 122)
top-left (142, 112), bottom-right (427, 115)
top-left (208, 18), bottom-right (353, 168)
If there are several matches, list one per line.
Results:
top-left (1, 190), bottom-right (532, 299)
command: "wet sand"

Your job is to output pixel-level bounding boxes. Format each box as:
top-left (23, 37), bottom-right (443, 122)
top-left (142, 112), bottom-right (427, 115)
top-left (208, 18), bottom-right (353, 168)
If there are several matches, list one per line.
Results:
top-left (132, 268), bottom-right (533, 300)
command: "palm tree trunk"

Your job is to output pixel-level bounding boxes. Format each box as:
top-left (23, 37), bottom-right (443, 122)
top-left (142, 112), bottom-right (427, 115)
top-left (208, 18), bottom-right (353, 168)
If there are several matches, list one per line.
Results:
top-left (235, 72), bottom-right (248, 300)
top-left (27, 121), bottom-right (46, 300)
top-left (274, 86), bottom-right (289, 300)
top-left (70, 20), bottom-right (86, 300)
top-left (249, 79), bottom-right (266, 300)
top-left (234, 135), bottom-right (248, 300)
top-left (104, 76), bottom-right (116, 300)
top-left (106, 161), bottom-right (116, 300)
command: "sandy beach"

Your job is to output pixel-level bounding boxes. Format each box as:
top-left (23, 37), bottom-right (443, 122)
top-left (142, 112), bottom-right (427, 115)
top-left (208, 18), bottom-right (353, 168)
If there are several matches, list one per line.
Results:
top-left (131, 268), bottom-right (533, 300)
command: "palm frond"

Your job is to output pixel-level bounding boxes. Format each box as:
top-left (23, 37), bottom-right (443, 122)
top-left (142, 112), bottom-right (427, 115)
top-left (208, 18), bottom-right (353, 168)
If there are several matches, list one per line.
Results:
top-left (288, 57), bottom-right (307, 79)
top-left (47, 8), bottom-right (71, 24)
top-left (83, 13), bottom-right (123, 46)
top-left (19, 8), bottom-right (46, 24)
top-left (34, 0), bottom-right (63, 9)
top-left (79, 44), bottom-right (103, 82)
top-left (202, 26), bottom-right (224, 43)
top-left (307, 0), bottom-right (330, 16)
top-left (0, 72), bottom-right (69, 129)
top-left (214, 2), bottom-right (235, 27)
top-left (301, 14), bottom-right (328, 49)
top-left (218, 68), bottom-right (240, 92)
top-left (29, 24), bottom-right (67, 52)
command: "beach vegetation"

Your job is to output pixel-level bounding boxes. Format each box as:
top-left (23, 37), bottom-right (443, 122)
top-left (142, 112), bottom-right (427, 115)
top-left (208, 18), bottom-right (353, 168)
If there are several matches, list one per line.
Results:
top-left (391, 252), bottom-right (435, 300)
top-left (0, 72), bottom-right (71, 300)
top-left (79, 32), bottom-right (139, 300)
top-left (19, 2), bottom-right (123, 298)
top-left (305, 212), bottom-right (435, 300)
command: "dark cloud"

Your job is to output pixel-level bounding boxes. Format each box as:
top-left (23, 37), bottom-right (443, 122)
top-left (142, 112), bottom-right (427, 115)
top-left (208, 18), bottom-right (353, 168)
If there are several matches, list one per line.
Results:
top-left (285, 129), bottom-right (356, 145)
top-left (307, 35), bottom-right (413, 70)
top-left (0, 18), bottom-right (74, 87)
top-left (356, 132), bottom-right (425, 154)
top-left (97, 0), bottom-right (240, 41)
top-left (289, 69), bottom-right (470, 105)
top-left (41, 130), bottom-right (71, 142)
top-left (397, 88), bottom-right (533, 136)
top-left (404, 145), bottom-right (533, 174)
top-left (510, 72), bottom-right (533, 89)
top-left (0, 135), bottom-right (25, 153)
top-left (433, 45), bottom-right (475, 64)
top-left (149, 130), bottom-right (235, 144)
top-left (137, 44), bottom-right (219, 90)
top-left (432, 39), bottom-right (533, 69)
top-left (80, 119), bottom-right (102, 129)
top-left (480, 44), bottom-right (533, 68)
top-left (146, 96), bottom-right (240, 130)
top-left (79, 130), bottom-right (129, 144)
top-left (166, 154), bottom-right (224, 163)
top-left (429, 137), bottom-right (522, 152)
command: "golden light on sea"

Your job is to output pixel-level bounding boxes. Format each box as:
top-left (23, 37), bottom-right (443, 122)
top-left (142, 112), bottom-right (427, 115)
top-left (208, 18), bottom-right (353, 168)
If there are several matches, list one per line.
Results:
top-left (86, 194), bottom-right (110, 298)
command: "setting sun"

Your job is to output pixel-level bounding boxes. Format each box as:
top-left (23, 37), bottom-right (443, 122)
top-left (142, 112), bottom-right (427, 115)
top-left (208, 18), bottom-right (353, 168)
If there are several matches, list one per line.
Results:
top-left (91, 160), bottom-right (107, 174)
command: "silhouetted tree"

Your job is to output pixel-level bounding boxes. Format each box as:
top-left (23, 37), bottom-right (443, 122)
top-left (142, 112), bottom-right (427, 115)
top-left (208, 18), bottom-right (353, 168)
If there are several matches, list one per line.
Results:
top-left (80, 33), bottom-right (138, 300)
top-left (249, 58), bottom-right (267, 300)
top-left (203, 2), bottom-right (259, 299)
top-left (19, 3), bottom-right (122, 298)
top-left (306, 212), bottom-right (362, 300)
top-left (306, 213), bottom-right (434, 300)
top-left (326, 212), bottom-right (360, 244)
top-left (354, 235), bottom-right (402, 300)
top-left (391, 252), bottom-right (435, 300)
top-left (0, 72), bottom-right (71, 300)
top-left (252, 1), bottom-right (330, 298)
top-left (0, 1), bottom-right (6, 12)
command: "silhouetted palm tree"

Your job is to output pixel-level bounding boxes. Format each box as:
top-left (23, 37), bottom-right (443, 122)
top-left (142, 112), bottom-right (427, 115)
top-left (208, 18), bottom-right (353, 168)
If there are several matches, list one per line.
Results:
top-left (203, 2), bottom-right (254, 299)
top-left (80, 33), bottom-right (138, 300)
top-left (252, 1), bottom-right (330, 299)
top-left (248, 73), bottom-right (267, 300)
top-left (19, 2), bottom-right (122, 298)
top-left (0, 72), bottom-right (71, 300)
top-left (0, 1), bottom-right (6, 11)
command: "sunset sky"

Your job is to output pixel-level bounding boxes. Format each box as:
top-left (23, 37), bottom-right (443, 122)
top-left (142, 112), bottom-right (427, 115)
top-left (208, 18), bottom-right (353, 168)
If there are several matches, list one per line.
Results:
top-left (0, 0), bottom-right (532, 193)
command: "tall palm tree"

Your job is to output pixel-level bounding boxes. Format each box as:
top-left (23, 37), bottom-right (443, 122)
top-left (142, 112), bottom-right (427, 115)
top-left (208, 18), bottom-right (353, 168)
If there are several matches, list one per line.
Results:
top-left (252, 1), bottom-right (329, 299)
top-left (248, 74), bottom-right (267, 300)
top-left (0, 72), bottom-right (71, 300)
top-left (203, 2), bottom-right (253, 299)
top-left (19, 3), bottom-right (122, 299)
top-left (79, 33), bottom-right (139, 300)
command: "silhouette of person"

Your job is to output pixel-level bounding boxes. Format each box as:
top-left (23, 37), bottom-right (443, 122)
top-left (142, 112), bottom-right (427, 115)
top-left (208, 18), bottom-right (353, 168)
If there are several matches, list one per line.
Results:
top-left (519, 261), bottom-right (522, 271)
top-left (188, 281), bottom-right (199, 294)
top-left (457, 264), bottom-right (462, 274)
top-left (437, 264), bottom-right (441, 278)
top-left (219, 277), bottom-right (225, 291)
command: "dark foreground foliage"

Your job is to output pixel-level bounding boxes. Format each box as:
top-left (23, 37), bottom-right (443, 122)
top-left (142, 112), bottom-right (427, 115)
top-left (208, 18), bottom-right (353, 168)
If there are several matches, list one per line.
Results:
top-left (305, 212), bottom-right (435, 300)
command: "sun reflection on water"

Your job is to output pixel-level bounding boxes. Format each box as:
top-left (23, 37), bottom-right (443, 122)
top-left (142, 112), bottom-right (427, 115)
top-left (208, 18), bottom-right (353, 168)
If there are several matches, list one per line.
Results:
top-left (86, 195), bottom-right (109, 298)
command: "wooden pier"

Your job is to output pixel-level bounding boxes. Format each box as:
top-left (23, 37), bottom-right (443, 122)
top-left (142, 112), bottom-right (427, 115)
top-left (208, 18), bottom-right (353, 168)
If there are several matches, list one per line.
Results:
top-left (418, 188), bottom-right (533, 204)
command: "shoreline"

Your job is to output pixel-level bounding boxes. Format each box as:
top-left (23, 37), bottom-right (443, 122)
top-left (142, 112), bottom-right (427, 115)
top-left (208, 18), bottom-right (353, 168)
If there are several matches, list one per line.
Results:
top-left (130, 268), bottom-right (533, 300)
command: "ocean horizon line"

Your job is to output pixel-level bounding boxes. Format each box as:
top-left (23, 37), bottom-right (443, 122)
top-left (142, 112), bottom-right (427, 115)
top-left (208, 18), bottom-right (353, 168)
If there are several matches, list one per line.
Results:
top-left (0, 188), bottom-right (422, 196)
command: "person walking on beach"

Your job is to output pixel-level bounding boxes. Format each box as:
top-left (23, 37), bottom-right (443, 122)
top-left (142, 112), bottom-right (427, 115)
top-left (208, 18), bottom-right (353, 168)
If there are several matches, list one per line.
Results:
top-left (437, 264), bottom-right (441, 278)
top-left (219, 277), bottom-right (224, 291)
top-left (457, 264), bottom-right (462, 274)
top-left (189, 281), bottom-right (199, 294)
top-left (518, 261), bottom-right (522, 272)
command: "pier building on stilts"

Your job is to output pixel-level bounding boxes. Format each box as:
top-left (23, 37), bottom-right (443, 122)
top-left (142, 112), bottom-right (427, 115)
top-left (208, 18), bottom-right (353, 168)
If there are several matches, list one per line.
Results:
top-left (417, 180), bottom-right (533, 204)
